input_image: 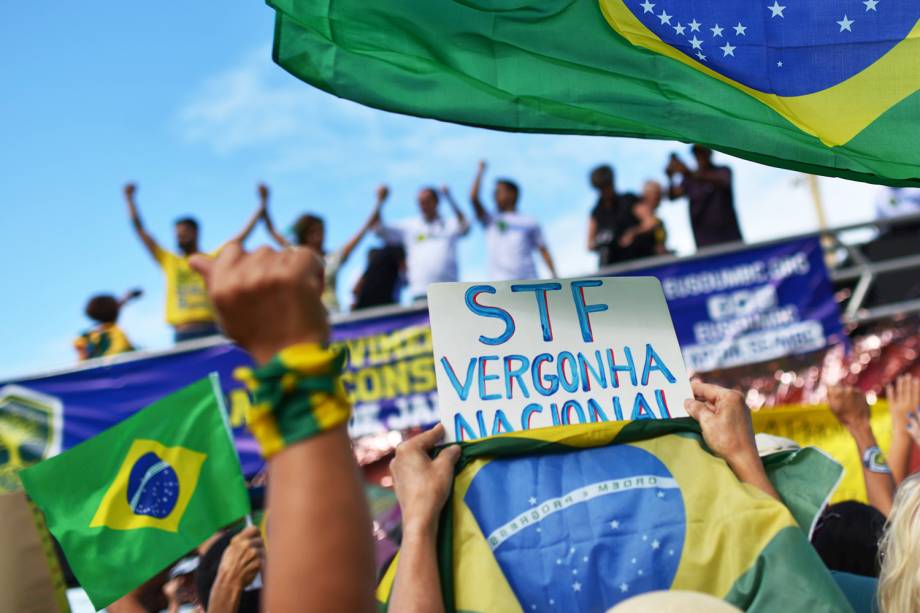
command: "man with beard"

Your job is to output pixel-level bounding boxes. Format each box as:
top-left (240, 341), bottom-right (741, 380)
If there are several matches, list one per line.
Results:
top-left (123, 182), bottom-right (263, 342)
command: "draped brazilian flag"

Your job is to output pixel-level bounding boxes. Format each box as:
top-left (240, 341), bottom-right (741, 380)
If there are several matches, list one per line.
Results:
top-left (269, 0), bottom-right (920, 184)
top-left (377, 419), bottom-right (849, 612)
top-left (19, 376), bottom-right (250, 610)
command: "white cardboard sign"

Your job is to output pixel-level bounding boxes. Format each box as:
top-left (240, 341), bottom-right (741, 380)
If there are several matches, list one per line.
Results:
top-left (427, 277), bottom-right (693, 441)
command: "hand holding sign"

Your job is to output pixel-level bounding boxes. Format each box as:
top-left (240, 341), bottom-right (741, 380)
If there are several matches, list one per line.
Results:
top-left (428, 277), bottom-right (692, 441)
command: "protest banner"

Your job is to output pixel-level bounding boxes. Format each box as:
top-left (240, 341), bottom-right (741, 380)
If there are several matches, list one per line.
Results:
top-left (427, 277), bottom-right (693, 441)
top-left (752, 401), bottom-right (894, 504)
top-left (0, 237), bottom-right (849, 482)
top-left (625, 237), bottom-right (845, 371)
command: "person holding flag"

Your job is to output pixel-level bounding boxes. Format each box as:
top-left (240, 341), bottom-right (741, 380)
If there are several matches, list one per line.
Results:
top-left (123, 182), bottom-right (265, 342)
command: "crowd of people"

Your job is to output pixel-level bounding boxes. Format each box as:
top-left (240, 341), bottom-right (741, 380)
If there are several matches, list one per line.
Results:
top-left (72, 146), bottom-right (756, 361)
top-left (91, 239), bottom-right (920, 612)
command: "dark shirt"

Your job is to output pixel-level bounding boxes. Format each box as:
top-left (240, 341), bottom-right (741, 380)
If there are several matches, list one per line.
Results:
top-left (353, 245), bottom-right (405, 310)
top-left (591, 193), bottom-right (639, 267)
top-left (628, 219), bottom-right (667, 260)
top-left (681, 166), bottom-right (743, 249)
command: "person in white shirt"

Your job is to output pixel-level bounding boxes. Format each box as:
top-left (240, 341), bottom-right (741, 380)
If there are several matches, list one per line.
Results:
top-left (374, 185), bottom-right (470, 301)
top-left (470, 160), bottom-right (558, 281)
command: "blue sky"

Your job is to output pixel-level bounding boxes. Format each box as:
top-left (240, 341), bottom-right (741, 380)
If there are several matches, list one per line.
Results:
top-left (0, 3), bottom-right (884, 381)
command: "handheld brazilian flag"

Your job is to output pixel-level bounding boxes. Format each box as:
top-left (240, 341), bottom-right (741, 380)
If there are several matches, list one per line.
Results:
top-left (19, 376), bottom-right (250, 610)
top-left (377, 419), bottom-right (850, 612)
top-left (270, 1), bottom-right (920, 184)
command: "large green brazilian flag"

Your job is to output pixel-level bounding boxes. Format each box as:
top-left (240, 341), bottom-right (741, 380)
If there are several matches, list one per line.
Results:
top-left (19, 377), bottom-right (250, 610)
top-left (376, 419), bottom-right (850, 611)
top-left (269, 0), bottom-right (920, 185)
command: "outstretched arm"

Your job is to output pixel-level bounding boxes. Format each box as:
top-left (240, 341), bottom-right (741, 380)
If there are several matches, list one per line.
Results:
top-left (441, 185), bottom-right (470, 236)
top-left (828, 386), bottom-right (895, 516)
top-left (338, 186), bottom-right (388, 265)
top-left (684, 380), bottom-right (780, 501)
top-left (539, 246), bottom-right (558, 278)
top-left (469, 160), bottom-right (490, 225)
top-left (388, 424), bottom-right (461, 613)
top-left (190, 244), bottom-right (376, 613)
top-left (124, 183), bottom-right (162, 261)
top-left (260, 185), bottom-right (291, 249)
top-left (886, 375), bottom-right (920, 484)
top-left (225, 184), bottom-right (268, 246)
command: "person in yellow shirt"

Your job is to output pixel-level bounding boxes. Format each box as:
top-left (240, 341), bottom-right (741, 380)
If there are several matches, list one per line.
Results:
top-left (74, 290), bottom-right (142, 361)
top-left (124, 182), bottom-right (264, 343)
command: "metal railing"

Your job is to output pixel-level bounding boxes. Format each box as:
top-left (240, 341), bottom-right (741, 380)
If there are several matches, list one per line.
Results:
top-left (597, 212), bottom-right (920, 326)
top-left (7, 214), bottom-right (920, 383)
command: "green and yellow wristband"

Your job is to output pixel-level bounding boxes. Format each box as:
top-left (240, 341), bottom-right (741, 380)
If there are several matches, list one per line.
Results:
top-left (234, 343), bottom-right (351, 459)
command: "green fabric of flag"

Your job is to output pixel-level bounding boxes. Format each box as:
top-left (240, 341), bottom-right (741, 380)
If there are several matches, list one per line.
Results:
top-left (268, 0), bottom-right (920, 185)
top-left (19, 376), bottom-right (250, 610)
top-left (376, 419), bottom-right (849, 611)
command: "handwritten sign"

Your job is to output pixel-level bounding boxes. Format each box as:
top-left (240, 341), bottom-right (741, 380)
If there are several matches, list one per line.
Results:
top-left (427, 277), bottom-right (693, 441)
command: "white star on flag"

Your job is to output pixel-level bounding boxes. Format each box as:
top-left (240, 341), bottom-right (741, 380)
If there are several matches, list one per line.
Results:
top-left (528, 496), bottom-right (537, 505)
top-left (734, 22), bottom-right (747, 36)
top-left (688, 18), bottom-right (701, 32)
top-left (556, 558), bottom-right (562, 565)
top-left (768, 2), bottom-right (786, 18)
top-left (609, 519), bottom-right (620, 529)
top-left (837, 15), bottom-right (854, 31)
top-left (863, 0), bottom-right (878, 11)
top-left (674, 23), bottom-right (686, 35)
top-left (573, 581), bottom-right (582, 592)
top-left (658, 10), bottom-right (672, 25)
top-left (620, 583), bottom-right (629, 593)
top-left (640, 0), bottom-right (655, 14)
top-left (572, 569), bottom-right (578, 575)
top-left (777, 61), bottom-right (783, 67)
top-left (721, 43), bottom-right (735, 57)
top-left (638, 569), bottom-right (644, 576)
top-left (710, 24), bottom-right (724, 37)
top-left (652, 539), bottom-right (661, 550)
top-left (689, 36), bottom-right (703, 49)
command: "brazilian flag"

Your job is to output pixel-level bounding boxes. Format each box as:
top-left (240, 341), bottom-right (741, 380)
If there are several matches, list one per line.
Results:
top-left (377, 419), bottom-right (850, 612)
top-left (269, 1), bottom-right (920, 184)
top-left (19, 376), bottom-right (250, 610)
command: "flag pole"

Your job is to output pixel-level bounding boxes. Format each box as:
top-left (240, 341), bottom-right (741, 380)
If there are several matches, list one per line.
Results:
top-left (208, 372), bottom-right (263, 590)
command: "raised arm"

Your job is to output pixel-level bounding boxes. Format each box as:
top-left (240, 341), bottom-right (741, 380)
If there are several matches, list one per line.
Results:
top-left (886, 375), bottom-right (920, 484)
top-left (664, 156), bottom-right (688, 200)
top-left (225, 184), bottom-right (268, 246)
top-left (388, 424), bottom-right (461, 613)
top-left (124, 183), bottom-right (162, 261)
top-left (338, 186), bottom-right (388, 264)
top-left (828, 385), bottom-right (895, 516)
top-left (260, 184), bottom-right (291, 249)
top-left (469, 160), bottom-right (490, 225)
top-left (440, 185), bottom-right (470, 236)
top-left (684, 380), bottom-right (781, 501)
top-left (190, 244), bottom-right (376, 613)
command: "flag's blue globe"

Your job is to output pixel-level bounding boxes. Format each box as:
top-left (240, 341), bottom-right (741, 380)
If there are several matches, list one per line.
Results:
top-left (126, 452), bottom-right (180, 519)
top-left (464, 444), bottom-right (685, 611)
top-left (621, 0), bottom-right (919, 96)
